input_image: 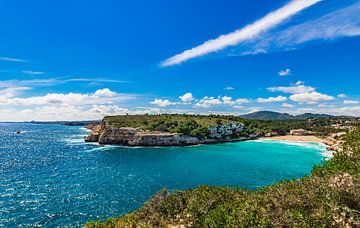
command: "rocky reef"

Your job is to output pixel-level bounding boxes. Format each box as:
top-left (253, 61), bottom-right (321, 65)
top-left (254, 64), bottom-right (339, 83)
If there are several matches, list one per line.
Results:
top-left (84, 119), bottom-right (253, 147)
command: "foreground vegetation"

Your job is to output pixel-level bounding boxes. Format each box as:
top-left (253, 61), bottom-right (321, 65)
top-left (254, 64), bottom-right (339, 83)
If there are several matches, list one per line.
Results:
top-left (86, 126), bottom-right (360, 227)
top-left (104, 114), bottom-right (356, 138)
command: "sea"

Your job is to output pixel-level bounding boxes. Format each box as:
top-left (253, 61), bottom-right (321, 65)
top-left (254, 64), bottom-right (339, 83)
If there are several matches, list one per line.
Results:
top-left (0, 123), bottom-right (328, 227)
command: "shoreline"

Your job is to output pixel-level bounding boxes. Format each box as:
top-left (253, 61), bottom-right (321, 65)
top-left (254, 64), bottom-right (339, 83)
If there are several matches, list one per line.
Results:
top-left (258, 135), bottom-right (335, 158)
top-left (258, 135), bottom-right (327, 144)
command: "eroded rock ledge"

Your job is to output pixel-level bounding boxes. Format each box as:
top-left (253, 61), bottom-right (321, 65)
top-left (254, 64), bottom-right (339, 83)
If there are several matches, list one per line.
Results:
top-left (84, 120), bottom-right (254, 147)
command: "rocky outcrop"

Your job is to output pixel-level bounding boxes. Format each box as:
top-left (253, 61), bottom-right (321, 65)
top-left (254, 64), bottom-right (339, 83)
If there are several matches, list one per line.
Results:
top-left (85, 121), bottom-right (201, 146)
top-left (85, 120), bottom-right (250, 147)
top-left (128, 132), bottom-right (200, 146)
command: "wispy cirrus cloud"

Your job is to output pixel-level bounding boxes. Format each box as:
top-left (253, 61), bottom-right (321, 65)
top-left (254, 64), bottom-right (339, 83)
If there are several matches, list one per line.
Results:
top-left (22, 70), bottom-right (45, 75)
top-left (0, 87), bottom-right (31, 98)
top-left (161, 0), bottom-right (321, 66)
top-left (240, 2), bottom-right (360, 56)
top-left (0, 57), bottom-right (28, 62)
top-left (0, 78), bottom-right (126, 88)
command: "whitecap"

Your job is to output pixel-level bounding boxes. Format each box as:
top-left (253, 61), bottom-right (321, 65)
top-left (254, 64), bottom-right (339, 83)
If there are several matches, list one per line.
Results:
top-left (85, 144), bottom-right (121, 152)
top-left (254, 139), bottom-right (329, 157)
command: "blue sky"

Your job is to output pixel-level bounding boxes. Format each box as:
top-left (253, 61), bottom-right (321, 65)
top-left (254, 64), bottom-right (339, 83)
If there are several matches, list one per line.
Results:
top-left (1, 0), bottom-right (360, 121)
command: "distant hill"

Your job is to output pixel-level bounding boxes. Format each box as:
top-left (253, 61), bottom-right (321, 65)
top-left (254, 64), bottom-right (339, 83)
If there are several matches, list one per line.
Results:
top-left (240, 111), bottom-right (337, 120)
top-left (29, 120), bottom-right (101, 126)
top-left (239, 111), bottom-right (294, 120)
top-left (294, 113), bottom-right (334, 119)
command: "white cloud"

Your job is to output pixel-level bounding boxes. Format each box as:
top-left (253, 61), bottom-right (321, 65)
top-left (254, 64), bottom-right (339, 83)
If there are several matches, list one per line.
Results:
top-left (257, 95), bottom-right (287, 103)
top-left (224, 86), bottom-right (235, 90)
top-left (0, 88), bottom-right (141, 121)
top-left (344, 100), bottom-right (359, 104)
top-left (282, 103), bottom-right (295, 108)
top-left (150, 99), bottom-right (173, 107)
top-left (278, 68), bottom-right (292, 76)
top-left (337, 94), bottom-right (346, 98)
top-left (0, 89), bottom-right (135, 106)
top-left (318, 104), bottom-right (335, 108)
top-left (194, 95), bottom-right (249, 108)
top-left (195, 96), bottom-right (222, 108)
top-left (235, 98), bottom-right (250, 104)
top-left (289, 92), bottom-right (334, 104)
top-left (268, 84), bottom-right (315, 94)
top-left (94, 88), bottom-right (117, 97)
top-left (289, 105), bottom-right (360, 117)
top-left (0, 57), bottom-right (28, 62)
top-left (22, 70), bottom-right (44, 75)
top-left (0, 87), bottom-right (31, 98)
top-left (161, 0), bottom-right (321, 66)
top-left (179, 92), bottom-right (194, 102)
top-left (336, 106), bottom-right (360, 116)
top-left (222, 96), bottom-right (235, 105)
top-left (0, 104), bottom-right (130, 122)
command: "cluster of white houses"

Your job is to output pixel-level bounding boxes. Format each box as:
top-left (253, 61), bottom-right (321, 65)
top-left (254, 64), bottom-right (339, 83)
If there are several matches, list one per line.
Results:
top-left (264, 129), bottom-right (314, 137)
top-left (289, 129), bottom-right (314, 136)
top-left (208, 123), bottom-right (244, 139)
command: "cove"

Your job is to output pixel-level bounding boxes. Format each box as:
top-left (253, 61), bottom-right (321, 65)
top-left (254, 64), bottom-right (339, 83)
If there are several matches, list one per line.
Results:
top-left (0, 123), bottom-right (326, 227)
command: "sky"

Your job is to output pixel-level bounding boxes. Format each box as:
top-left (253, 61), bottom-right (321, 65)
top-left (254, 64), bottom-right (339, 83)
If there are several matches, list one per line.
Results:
top-left (1, 0), bottom-right (360, 121)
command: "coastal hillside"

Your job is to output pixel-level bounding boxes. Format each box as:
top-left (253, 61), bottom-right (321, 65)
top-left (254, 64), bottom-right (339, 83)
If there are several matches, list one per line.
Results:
top-left (85, 114), bottom-right (358, 146)
top-left (86, 126), bottom-right (360, 227)
top-left (85, 114), bottom-right (251, 146)
top-left (103, 114), bottom-right (242, 134)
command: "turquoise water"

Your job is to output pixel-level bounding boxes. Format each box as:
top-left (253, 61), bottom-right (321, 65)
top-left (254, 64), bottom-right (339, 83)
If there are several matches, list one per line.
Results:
top-left (0, 123), bottom-right (327, 227)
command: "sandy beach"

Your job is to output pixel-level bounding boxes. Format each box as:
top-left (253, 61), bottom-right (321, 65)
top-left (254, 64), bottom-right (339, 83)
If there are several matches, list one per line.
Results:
top-left (259, 135), bottom-right (327, 144)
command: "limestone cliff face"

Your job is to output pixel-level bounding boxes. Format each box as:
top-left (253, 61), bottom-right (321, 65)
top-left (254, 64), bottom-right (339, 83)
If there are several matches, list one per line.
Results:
top-left (85, 120), bottom-right (249, 146)
top-left (85, 121), bottom-right (200, 146)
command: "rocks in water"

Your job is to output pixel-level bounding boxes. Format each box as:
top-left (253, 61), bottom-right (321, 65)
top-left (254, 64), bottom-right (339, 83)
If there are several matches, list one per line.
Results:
top-left (84, 133), bottom-right (99, 142)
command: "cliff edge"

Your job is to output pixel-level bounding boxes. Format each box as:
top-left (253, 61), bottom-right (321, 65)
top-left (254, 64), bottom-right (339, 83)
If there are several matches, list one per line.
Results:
top-left (84, 115), bottom-right (251, 146)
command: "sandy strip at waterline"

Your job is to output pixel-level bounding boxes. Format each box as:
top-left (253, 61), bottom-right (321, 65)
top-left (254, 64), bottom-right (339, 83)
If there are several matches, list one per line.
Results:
top-left (259, 135), bottom-right (327, 144)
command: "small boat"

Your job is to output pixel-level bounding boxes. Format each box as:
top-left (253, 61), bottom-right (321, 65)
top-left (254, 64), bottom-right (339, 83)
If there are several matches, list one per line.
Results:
top-left (16, 130), bottom-right (22, 134)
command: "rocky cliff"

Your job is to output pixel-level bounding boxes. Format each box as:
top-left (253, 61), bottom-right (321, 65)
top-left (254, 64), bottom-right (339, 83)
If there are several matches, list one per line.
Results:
top-left (85, 121), bottom-right (201, 146)
top-left (85, 119), bottom-right (251, 146)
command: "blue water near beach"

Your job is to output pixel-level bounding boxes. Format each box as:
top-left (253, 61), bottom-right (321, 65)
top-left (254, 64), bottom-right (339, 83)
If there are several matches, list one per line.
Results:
top-left (0, 123), bottom-right (327, 227)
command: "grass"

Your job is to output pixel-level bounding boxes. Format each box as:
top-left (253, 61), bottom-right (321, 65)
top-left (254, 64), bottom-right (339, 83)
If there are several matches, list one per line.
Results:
top-left (85, 126), bottom-right (360, 227)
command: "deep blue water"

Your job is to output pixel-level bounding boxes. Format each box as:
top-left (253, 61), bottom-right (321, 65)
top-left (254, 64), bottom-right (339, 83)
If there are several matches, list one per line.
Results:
top-left (0, 123), bottom-right (327, 227)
